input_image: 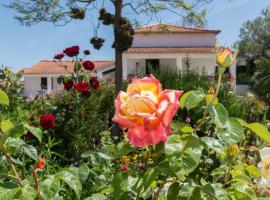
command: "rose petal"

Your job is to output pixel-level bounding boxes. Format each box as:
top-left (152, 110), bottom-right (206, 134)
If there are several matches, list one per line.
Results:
top-left (128, 74), bottom-right (162, 96)
top-left (127, 123), bottom-right (168, 147)
top-left (158, 90), bottom-right (183, 127)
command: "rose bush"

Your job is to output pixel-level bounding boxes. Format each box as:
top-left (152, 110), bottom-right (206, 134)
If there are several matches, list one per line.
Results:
top-left (1, 46), bottom-right (270, 199)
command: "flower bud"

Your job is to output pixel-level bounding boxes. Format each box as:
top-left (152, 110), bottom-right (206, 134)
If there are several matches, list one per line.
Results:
top-left (229, 144), bottom-right (238, 156)
top-left (216, 47), bottom-right (237, 68)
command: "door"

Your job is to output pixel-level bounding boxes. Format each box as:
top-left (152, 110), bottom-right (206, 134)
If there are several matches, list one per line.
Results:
top-left (146, 59), bottom-right (160, 74)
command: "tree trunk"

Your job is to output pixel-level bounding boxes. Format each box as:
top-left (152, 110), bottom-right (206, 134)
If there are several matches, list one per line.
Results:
top-left (114, 0), bottom-right (123, 94)
top-left (111, 0), bottom-right (123, 137)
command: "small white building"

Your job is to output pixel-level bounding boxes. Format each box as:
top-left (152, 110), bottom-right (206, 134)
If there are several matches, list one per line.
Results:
top-left (122, 23), bottom-right (236, 79)
top-left (21, 23), bottom-right (237, 96)
top-left (21, 60), bottom-right (114, 97)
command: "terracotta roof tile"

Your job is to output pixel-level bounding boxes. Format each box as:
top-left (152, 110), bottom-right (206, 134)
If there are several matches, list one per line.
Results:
top-left (21, 60), bottom-right (115, 75)
top-left (124, 47), bottom-right (215, 54)
top-left (135, 23), bottom-right (220, 34)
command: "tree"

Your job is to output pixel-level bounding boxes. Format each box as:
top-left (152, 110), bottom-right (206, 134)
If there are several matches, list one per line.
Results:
top-left (252, 50), bottom-right (270, 104)
top-left (6, 0), bottom-right (212, 93)
top-left (237, 9), bottom-right (270, 74)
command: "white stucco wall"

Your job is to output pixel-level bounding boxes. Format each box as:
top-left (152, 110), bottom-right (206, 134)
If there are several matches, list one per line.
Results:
top-left (24, 76), bottom-right (42, 97)
top-left (123, 53), bottom-right (216, 78)
top-left (133, 33), bottom-right (216, 48)
top-left (182, 57), bottom-right (216, 75)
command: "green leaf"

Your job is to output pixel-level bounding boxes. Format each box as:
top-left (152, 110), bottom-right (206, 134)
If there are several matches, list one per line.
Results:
top-left (115, 140), bottom-right (134, 158)
top-left (170, 122), bottom-right (193, 133)
top-left (1, 120), bottom-right (14, 133)
top-left (205, 94), bottom-right (218, 105)
top-left (209, 103), bottom-right (229, 127)
top-left (0, 187), bottom-right (19, 200)
top-left (179, 91), bottom-right (192, 108)
top-left (164, 134), bottom-right (183, 157)
top-left (22, 145), bottom-right (38, 161)
top-left (78, 164), bottom-right (89, 184)
top-left (203, 184), bottom-right (230, 200)
top-left (85, 194), bottom-right (106, 200)
top-left (59, 171), bottom-right (82, 199)
top-left (218, 118), bottom-right (244, 145)
top-left (230, 183), bottom-right (257, 200)
top-left (189, 186), bottom-right (203, 200)
top-left (9, 123), bottom-right (26, 138)
top-left (185, 90), bottom-right (205, 110)
top-left (167, 182), bottom-right (180, 200)
top-left (200, 137), bottom-right (224, 153)
top-left (6, 137), bottom-right (25, 149)
top-left (0, 89), bottom-right (9, 105)
top-left (40, 177), bottom-right (61, 200)
top-left (240, 121), bottom-right (270, 143)
top-left (19, 184), bottom-right (37, 200)
top-left (111, 172), bottom-right (129, 199)
top-left (246, 165), bottom-right (262, 176)
top-left (165, 135), bottom-right (203, 175)
top-left (24, 124), bottom-right (42, 143)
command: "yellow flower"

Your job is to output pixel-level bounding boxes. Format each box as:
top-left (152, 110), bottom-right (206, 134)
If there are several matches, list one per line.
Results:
top-left (216, 47), bottom-right (237, 68)
top-left (229, 144), bottom-right (238, 156)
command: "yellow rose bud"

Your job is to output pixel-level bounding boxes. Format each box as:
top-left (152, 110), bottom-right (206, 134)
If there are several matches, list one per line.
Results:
top-left (229, 144), bottom-right (238, 156)
top-left (216, 47), bottom-right (237, 68)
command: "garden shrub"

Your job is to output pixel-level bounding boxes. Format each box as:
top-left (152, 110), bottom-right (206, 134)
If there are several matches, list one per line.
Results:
top-left (27, 82), bottom-right (115, 163)
top-left (1, 46), bottom-right (270, 199)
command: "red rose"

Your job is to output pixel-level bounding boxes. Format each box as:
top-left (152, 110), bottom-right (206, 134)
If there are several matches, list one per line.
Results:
top-left (26, 131), bottom-right (33, 137)
top-left (90, 77), bottom-right (100, 90)
top-left (54, 53), bottom-right (64, 60)
top-left (83, 61), bottom-right (95, 71)
top-left (36, 157), bottom-right (46, 169)
top-left (63, 46), bottom-right (80, 57)
top-left (40, 114), bottom-right (55, 129)
top-left (64, 80), bottom-right (74, 90)
top-left (83, 50), bottom-right (90, 55)
top-left (121, 165), bottom-right (128, 171)
top-left (75, 82), bottom-right (90, 93)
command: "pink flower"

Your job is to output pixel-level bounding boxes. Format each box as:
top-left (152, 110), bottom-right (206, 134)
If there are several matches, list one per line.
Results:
top-left (112, 75), bottom-right (183, 147)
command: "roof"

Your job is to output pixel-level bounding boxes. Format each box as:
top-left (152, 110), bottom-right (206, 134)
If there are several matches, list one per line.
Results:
top-left (124, 47), bottom-right (215, 54)
top-left (21, 60), bottom-right (115, 75)
top-left (135, 23), bottom-right (220, 34)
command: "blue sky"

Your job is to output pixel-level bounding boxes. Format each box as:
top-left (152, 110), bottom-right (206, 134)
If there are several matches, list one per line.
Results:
top-left (0, 0), bottom-right (269, 71)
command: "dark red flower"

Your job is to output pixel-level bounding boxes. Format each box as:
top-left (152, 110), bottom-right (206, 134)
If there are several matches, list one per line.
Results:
top-left (26, 131), bottom-right (33, 137)
top-left (64, 80), bottom-right (74, 90)
top-left (83, 50), bottom-right (90, 55)
top-left (63, 46), bottom-right (80, 57)
top-left (75, 82), bottom-right (90, 93)
top-left (40, 114), bottom-right (55, 129)
top-left (121, 165), bottom-right (128, 171)
top-left (36, 157), bottom-right (46, 169)
top-left (83, 61), bottom-right (95, 71)
top-left (54, 53), bottom-right (64, 60)
top-left (90, 77), bottom-right (100, 90)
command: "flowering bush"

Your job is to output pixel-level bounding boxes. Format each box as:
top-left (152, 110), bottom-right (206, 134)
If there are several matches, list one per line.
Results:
top-left (1, 46), bottom-right (270, 199)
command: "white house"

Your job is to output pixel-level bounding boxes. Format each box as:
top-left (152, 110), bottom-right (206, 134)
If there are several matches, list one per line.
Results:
top-left (21, 60), bottom-right (114, 97)
top-left (21, 23), bottom-right (237, 96)
top-left (122, 23), bottom-right (236, 79)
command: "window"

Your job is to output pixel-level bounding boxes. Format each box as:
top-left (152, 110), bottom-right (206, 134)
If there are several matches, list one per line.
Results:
top-left (41, 77), bottom-right (47, 89)
top-left (146, 59), bottom-right (160, 74)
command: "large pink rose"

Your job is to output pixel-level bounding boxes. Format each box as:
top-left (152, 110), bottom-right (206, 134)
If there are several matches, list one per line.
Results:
top-left (112, 75), bottom-right (183, 147)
